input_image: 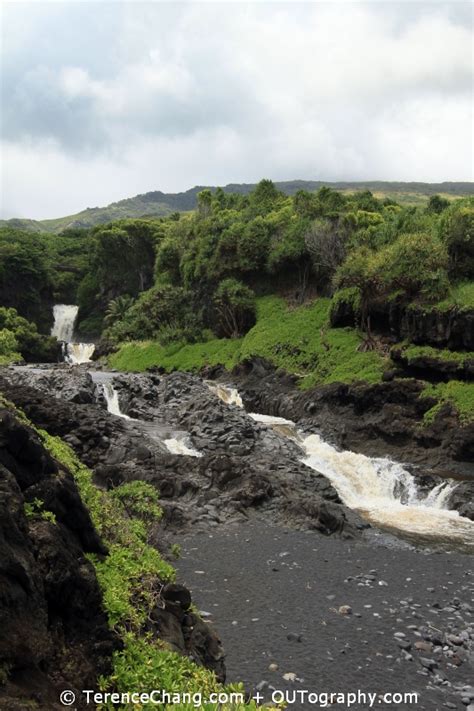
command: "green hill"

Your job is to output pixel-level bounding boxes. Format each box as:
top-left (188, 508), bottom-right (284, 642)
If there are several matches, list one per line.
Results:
top-left (2, 181), bottom-right (473, 234)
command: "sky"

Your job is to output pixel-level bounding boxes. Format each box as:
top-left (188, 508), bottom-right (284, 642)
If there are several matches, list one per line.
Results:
top-left (0, 1), bottom-right (472, 220)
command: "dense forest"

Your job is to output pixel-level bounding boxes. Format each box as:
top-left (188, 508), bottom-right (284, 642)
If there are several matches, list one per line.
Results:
top-left (1, 180), bottom-right (473, 419)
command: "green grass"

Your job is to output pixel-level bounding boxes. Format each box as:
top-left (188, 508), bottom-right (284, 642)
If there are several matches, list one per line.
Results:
top-left (110, 296), bottom-right (387, 389)
top-left (422, 381), bottom-right (474, 424)
top-left (402, 343), bottom-right (474, 367)
top-left (109, 336), bottom-right (242, 373)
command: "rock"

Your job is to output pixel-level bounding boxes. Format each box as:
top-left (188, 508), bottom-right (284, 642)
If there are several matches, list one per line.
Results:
top-left (338, 605), bottom-right (352, 615)
top-left (268, 663), bottom-right (279, 672)
top-left (419, 658), bottom-right (437, 671)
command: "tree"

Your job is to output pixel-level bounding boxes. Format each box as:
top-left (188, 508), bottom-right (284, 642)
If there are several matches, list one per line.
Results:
top-left (104, 295), bottom-right (135, 326)
top-left (379, 232), bottom-right (449, 300)
top-left (427, 194), bottom-right (449, 214)
top-left (305, 218), bottom-right (348, 287)
top-left (334, 247), bottom-right (380, 333)
top-left (213, 278), bottom-right (256, 338)
top-left (197, 189), bottom-right (212, 218)
top-left (248, 179), bottom-right (283, 215)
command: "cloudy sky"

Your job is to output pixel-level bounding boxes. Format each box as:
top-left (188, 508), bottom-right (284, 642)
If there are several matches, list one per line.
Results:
top-left (0, 1), bottom-right (472, 219)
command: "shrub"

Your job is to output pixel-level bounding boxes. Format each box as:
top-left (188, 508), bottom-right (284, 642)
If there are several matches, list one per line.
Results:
top-left (213, 278), bottom-right (256, 338)
top-left (438, 200), bottom-right (474, 278)
top-left (378, 232), bottom-right (449, 301)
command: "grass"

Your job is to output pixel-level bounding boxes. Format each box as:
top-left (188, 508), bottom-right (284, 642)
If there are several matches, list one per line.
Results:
top-left (110, 336), bottom-right (242, 373)
top-left (110, 296), bottom-right (387, 389)
top-left (422, 381), bottom-right (474, 424)
top-left (402, 344), bottom-right (474, 367)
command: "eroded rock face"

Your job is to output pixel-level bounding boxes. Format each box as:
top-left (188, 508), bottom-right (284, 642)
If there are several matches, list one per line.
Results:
top-left (0, 410), bottom-right (116, 710)
top-left (330, 298), bottom-right (474, 351)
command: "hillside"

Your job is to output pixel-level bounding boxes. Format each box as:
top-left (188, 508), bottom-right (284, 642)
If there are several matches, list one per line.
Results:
top-left (2, 180), bottom-right (473, 233)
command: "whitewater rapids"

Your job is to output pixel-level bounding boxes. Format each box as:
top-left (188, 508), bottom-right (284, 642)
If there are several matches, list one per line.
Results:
top-left (210, 383), bottom-right (474, 547)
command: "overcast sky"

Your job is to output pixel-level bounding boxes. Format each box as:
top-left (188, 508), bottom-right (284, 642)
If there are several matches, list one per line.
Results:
top-left (1, 1), bottom-right (472, 220)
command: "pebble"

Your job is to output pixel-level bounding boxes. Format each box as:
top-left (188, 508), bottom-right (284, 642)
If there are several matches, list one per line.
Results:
top-left (268, 663), bottom-right (278, 672)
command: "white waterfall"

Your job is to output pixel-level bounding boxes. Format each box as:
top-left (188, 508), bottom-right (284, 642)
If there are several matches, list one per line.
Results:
top-left (100, 380), bottom-right (202, 457)
top-left (207, 384), bottom-right (474, 546)
top-left (67, 343), bottom-right (96, 364)
top-left (51, 304), bottom-right (95, 364)
top-left (164, 436), bottom-right (203, 457)
top-left (102, 382), bottom-right (131, 419)
top-left (51, 304), bottom-right (78, 342)
top-left (205, 382), bottom-right (243, 407)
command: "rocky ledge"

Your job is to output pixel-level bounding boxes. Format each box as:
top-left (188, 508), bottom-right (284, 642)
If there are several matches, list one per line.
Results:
top-left (0, 404), bottom-right (225, 709)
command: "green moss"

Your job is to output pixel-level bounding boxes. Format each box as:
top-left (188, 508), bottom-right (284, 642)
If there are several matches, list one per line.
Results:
top-left (239, 296), bottom-right (386, 388)
top-left (110, 296), bottom-right (387, 389)
top-left (422, 381), bottom-right (474, 424)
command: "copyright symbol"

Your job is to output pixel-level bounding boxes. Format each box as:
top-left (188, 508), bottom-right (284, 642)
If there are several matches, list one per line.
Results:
top-left (60, 690), bottom-right (76, 706)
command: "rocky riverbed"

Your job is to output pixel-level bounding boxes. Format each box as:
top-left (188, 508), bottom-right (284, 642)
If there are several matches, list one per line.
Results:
top-left (1, 362), bottom-right (473, 710)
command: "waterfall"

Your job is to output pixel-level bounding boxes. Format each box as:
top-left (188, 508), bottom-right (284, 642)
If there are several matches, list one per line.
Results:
top-left (164, 436), bottom-right (203, 457)
top-left (100, 379), bottom-right (202, 457)
top-left (207, 384), bottom-right (474, 546)
top-left (102, 382), bottom-right (131, 419)
top-left (51, 305), bottom-right (78, 342)
top-left (51, 304), bottom-right (95, 364)
top-left (205, 382), bottom-right (243, 407)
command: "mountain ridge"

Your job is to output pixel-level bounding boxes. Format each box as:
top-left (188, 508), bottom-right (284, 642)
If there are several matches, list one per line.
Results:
top-left (2, 180), bottom-right (473, 234)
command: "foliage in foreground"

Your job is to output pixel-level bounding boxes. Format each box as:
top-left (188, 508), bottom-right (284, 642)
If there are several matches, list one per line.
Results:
top-left (38, 428), bottom-right (275, 710)
top-left (0, 307), bottom-right (59, 363)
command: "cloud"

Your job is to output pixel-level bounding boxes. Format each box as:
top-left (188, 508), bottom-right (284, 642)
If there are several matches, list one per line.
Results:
top-left (1, 1), bottom-right (472, 219)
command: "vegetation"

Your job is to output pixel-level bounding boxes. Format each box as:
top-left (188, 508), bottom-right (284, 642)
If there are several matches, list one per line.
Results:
top-left (1, 181), bottom-right (471, 234)
top-left (422, 381), bottom-right (474, 424)
top-left (36, 428), bottom-right (273, 710)
top-left (23, 497), bottom-right (57, 524)
top-left (0, 307), bottom-right (58, 363)
top-left (110, 296), bottom-right (387, 389)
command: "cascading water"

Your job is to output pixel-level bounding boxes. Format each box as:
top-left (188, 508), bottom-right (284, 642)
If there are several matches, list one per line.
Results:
top-left (51, 304), bottom-right (95, 364)
top-left (205, 382), bottom-right (243, 407)
top-left (99, 378), bottom-right (202, 456)
top-left (208, 383), bottom-right (474, 547)
top-left (163, 436), bottom-right (203, 457)
top-left (102, 381), bottom-right (131, 419)
top-left (300, 433), bottom-right (473, 546)
top-left (51, 304), bottom-right (78, 342)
